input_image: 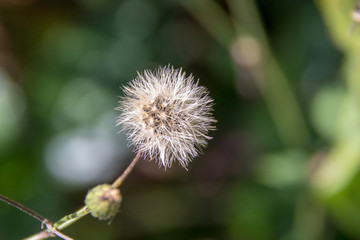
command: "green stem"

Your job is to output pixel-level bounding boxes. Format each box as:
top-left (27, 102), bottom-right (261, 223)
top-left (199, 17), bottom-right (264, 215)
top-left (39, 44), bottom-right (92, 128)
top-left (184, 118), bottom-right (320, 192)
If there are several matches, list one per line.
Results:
top-left (182, 0), bottom-right (311, 147)
top-left (53, 206), bottom-right (89, 230)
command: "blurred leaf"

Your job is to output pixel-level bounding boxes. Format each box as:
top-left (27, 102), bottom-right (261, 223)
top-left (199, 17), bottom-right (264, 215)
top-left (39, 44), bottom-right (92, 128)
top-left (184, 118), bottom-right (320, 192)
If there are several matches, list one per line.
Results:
top-left (0, 70), bottom-right (25, 152)
top-left (315, 0), bottom-right (360, 51)
top-left (310, 138), bottom-right (360, 197)
top-left (310, 85), bottom-right (344, 141)
top-left (255, 149), bottom-right (307, 189)
top-left (225, 184), bottom-right (276, 240)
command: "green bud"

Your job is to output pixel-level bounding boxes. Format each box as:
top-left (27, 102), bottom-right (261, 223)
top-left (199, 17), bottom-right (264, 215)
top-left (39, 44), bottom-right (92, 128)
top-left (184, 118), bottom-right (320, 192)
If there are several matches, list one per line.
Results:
top-left (84, 184), bottom-right (122, 221)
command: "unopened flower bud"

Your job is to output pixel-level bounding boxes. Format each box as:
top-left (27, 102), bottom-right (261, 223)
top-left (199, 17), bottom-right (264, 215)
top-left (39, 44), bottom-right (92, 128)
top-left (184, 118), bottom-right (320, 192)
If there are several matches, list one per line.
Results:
top-left (84, 184), bottom-right (121, 221)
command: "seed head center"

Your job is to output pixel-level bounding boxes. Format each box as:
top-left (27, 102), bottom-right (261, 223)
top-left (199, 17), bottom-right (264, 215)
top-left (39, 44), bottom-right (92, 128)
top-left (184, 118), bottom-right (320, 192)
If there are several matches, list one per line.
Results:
top-left (142, 96), bottom-right (174, 134)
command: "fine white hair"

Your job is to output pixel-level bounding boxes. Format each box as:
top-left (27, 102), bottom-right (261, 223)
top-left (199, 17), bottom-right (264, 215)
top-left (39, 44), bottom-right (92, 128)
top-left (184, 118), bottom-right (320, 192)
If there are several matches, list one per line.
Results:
top-left (116, 65), bottom-right (216, 169)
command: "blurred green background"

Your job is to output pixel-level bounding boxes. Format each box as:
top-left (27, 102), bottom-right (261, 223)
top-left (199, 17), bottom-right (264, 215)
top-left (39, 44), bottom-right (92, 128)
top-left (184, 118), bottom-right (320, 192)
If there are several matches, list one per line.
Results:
top-left (1, 0), bottom-right (360, 239)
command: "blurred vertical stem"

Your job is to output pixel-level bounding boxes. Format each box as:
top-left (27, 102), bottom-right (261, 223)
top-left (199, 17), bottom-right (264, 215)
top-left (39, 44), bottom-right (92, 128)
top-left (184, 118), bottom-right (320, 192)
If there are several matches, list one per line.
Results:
top-left (315, 0), bottom-right (360, 100)
top-left (311, 0), bottom-right (360, 237)
top-left (181, 0), bottom-right (234, 48)
top-left (291, 196), bottom-right (325, 240)
top-left (182, 0), bottom-right (310, 147)
top-left (311, 0), bottom-right (360, 197)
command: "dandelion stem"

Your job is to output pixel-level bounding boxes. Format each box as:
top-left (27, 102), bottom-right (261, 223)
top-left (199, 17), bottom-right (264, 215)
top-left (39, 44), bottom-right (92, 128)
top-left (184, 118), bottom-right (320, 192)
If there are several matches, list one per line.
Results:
top-left (112, 152), bottom-right (142, 188)
top-left (21, 152), bottom-right (142, 240)
top-left (51, 152), bottom-right (142, 231)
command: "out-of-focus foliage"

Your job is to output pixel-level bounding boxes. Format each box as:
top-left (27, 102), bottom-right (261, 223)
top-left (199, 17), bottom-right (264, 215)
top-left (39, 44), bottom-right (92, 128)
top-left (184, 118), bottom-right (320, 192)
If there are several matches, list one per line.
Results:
top-left (1, 0), bottom-right (360, 239)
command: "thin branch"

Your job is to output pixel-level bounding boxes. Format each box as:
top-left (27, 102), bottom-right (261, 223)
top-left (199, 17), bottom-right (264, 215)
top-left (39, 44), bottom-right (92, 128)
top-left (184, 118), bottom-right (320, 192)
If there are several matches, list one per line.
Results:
top-left (0, 194), bottom-right (47, 223)
top-left (23, 230), bottom-right (53, 240)
top-left (0, 194), bottom-right (75, 240)
top-left (23, 226), bottom-right (74, 240)
top-left (22, 206), bottom-right (88, 240)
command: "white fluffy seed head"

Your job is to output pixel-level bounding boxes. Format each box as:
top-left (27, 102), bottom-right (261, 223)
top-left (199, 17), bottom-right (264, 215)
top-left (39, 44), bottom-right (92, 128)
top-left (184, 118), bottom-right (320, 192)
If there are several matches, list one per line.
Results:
top-left (116, 65), bottom-right (216, 169)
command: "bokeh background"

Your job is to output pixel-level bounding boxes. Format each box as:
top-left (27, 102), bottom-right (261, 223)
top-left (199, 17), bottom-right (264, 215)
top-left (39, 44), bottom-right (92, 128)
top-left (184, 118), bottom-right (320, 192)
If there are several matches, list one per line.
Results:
top-left (1, 0), bottom-right (360, 239)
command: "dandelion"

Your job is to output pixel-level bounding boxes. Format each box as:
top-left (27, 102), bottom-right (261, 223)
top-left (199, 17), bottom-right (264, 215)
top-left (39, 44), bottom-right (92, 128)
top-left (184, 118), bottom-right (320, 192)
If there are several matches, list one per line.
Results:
top-left (116, 65), bottom-right (216, 168)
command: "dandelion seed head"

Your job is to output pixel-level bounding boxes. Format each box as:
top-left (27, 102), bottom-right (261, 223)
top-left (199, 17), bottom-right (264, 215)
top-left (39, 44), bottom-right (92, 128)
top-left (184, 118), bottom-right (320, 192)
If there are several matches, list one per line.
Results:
top-left (116, 65), bottom-right (216, 168)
